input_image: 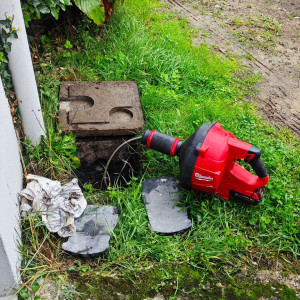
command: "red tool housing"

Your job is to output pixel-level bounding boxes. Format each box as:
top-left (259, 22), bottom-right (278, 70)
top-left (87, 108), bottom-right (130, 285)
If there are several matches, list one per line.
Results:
top-left (142, 122), bottom-right (269, 204)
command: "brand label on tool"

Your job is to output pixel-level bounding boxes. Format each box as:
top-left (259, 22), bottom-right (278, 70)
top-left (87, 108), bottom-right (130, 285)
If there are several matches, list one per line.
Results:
top-left (195, 173), bottom-right (213, 182)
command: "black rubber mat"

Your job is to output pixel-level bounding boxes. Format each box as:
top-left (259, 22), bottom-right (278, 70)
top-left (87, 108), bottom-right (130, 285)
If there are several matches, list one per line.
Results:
top-left (142, 177), bottom-right (192, 234)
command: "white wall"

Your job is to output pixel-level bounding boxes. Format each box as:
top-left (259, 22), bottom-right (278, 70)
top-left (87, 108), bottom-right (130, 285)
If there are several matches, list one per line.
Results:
top-left (0, 79), bottom-right (22, 299)
top-left (0, 0), bottom-right (45, 146)
top-left (0, 1), bottom-right (46, 298)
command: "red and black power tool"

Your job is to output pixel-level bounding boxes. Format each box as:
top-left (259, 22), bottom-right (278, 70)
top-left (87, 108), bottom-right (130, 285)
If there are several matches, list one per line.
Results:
top-left (142, 121), bottom-right (269, 205)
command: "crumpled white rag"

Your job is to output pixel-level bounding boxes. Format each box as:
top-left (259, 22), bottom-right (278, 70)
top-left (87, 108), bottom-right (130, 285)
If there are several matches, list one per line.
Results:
top-left (20, 174), bottom-right (87, 237)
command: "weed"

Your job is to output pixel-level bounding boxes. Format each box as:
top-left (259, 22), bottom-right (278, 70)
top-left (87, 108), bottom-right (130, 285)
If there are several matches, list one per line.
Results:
top-left (230, 14), bottom-right (281, 51)
top-left (201, 32), bottom-right (211, 37)
top-left (23, 131), bottom-right (79, 179)
top-left (287, 13), bottom-right (297, 19)
top-left (68, 260), bottom-right (91, 273)
top-left (231, 17), bottom-right (245, 27)
top-left (63, 39), bottom-right (73, 58)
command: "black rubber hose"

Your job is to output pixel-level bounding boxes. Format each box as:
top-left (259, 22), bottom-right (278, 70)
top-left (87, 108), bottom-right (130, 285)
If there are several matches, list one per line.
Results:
top-left (141, 130), bottom-right (182, 157)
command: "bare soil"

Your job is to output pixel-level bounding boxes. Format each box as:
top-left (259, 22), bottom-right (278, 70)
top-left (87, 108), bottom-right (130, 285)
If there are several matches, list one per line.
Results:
top-left (162, 0), bottom-right (300, 137)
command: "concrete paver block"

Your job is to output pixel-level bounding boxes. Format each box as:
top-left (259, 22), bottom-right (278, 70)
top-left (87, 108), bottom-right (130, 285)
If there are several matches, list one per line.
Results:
top-left (59, 81), bottom-right (144, 137)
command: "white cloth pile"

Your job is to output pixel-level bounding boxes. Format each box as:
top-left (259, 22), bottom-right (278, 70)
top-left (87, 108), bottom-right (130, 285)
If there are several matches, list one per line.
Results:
top-left (20, 175), bottom-right (87, 237)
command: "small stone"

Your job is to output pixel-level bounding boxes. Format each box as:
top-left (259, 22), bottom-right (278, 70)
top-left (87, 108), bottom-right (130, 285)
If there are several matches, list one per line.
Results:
top-left (62, 205), bottom-right (119, 257)
top-left (35, 279), bottom-right (62, 300)
top-left (142, 177), bottom-right (192, 234)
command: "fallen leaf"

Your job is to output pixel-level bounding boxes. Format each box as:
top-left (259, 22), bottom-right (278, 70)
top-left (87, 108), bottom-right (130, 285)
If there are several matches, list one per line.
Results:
top-left (50, 114), bottom-right (59, 121)
top-left (11, 99), bottom-right (18, 106)
top-left (64, 75), bottom-right (74, 80)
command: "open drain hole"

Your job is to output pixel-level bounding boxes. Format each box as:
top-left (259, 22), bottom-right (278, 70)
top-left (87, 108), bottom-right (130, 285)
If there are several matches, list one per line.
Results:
top-left (74, 137), bottom-right (141, 189)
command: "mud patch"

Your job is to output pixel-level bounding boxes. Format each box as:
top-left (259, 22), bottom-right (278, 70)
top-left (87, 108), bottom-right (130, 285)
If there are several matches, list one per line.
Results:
top-left (161, 0), bottom-right (300, 137)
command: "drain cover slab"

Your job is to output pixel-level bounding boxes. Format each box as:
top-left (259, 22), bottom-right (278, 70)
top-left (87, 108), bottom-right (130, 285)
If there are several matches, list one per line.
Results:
top-left (59, 81), bottom-right (144, 137)
top-left (62, 205), bottom-right (119, 257)
top-left (142, 177), bottom-right (192, 234)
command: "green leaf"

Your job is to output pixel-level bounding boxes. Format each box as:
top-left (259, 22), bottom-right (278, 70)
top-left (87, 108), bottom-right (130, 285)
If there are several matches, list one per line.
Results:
top-left (38, 5), bottom-right (50, 14)
top-left (73, 0), bottom-right (105, 25)
top-left (63, 0), bottom-right (72, 5)
top-left (19, 287), bottom-right (30, 300)
top-left (64, 39), bottom-right (73, 49)
top-left (70, 155), bottom-right (81, 168)
top-left (0, 19), bottom-right (11, 28)
top-left (32, 0), bottom-right (41, 6)
top-left (1, 29), bottom-right (11, 39)
top-left (3, 42), bottom-right (12, 53)
top-left (11, 30), bottom-right (18, 39)
top-left (0, 52), bottom-right (7, 63)
top-left (31, 280), bottom-right (40, 293)
top-left (50, 7), bottom-right (59, 19)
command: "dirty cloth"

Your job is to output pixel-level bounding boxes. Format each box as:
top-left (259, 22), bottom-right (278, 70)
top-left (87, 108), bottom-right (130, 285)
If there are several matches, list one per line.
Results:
top-left (20, 174), bottom-right (87, 237)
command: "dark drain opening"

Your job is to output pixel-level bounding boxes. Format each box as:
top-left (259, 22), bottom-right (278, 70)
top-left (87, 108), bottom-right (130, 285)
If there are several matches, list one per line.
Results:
top-left (74, 137), bottom-right (142, 189)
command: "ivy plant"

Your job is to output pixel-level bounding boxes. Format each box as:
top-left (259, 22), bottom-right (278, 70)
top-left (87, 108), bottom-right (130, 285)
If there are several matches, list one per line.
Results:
top-left (0, 16), bottom-right (21, 125)
top-left (21, 0), bottom-right (114, 26)
top-left (21, 0), bottom-right (72, 25)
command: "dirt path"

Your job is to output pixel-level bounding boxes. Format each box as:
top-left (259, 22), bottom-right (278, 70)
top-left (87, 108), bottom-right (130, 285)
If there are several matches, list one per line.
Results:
top-left (162, 0), bottom-right (300, 137)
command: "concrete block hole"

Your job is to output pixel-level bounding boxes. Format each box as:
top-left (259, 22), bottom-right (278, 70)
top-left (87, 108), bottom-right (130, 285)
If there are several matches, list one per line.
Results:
top-left (59, 81), bottom-right (144, 188)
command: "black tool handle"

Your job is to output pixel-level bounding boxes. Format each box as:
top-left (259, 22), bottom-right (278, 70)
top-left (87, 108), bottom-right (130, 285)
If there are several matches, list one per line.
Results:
top-left (245, 145), bottom-right (268, 178)
top-left (141, 130), bottom-right (182, 157)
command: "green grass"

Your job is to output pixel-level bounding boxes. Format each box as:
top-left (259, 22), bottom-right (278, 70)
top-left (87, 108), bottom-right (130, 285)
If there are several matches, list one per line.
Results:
top-left (20, 0), bottom-right (299, 298)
